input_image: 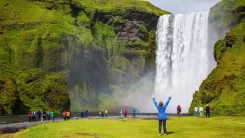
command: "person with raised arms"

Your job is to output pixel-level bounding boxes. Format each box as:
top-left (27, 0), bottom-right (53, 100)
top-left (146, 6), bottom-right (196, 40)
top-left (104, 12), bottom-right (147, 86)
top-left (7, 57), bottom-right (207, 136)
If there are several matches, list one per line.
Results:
top-left (152, 93), bottom-right (172, 136)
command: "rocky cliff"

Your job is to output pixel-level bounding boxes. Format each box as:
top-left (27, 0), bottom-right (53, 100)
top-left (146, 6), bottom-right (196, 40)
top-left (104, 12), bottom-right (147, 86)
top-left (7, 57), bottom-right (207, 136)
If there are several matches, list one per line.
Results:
top-left (0, 0), bottom-right (168, 114)
top-left (190, 0), bottom-right (245, 115)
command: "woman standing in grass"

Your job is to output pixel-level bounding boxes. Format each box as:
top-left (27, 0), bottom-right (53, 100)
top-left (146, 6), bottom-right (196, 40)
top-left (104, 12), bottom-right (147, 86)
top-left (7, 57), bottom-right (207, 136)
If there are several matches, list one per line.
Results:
top-left (152, 94), bottom-right (172, 136)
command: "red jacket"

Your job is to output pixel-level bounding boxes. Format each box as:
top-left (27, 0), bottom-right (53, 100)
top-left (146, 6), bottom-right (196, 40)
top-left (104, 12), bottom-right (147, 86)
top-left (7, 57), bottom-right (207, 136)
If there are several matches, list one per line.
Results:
top-left (123, 110), bottom-right (127, 115)
top-left (63, 112), bottom-right (67, 117)
top-left (28, 112), bottom-right (32, 116)
top-left (177, 106), bottom-right (181, 110)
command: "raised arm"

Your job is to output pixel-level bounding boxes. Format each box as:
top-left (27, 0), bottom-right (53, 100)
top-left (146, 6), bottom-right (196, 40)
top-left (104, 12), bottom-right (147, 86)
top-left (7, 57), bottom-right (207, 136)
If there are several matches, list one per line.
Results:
top-left (152, 96), bottom-right (158, 109)
top-left (163, 96), bottom-right (171, 108)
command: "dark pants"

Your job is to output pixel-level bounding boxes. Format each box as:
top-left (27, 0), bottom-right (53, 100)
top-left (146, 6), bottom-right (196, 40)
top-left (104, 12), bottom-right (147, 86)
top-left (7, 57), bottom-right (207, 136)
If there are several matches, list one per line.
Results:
top-left (64, 116), bottom-right (66, 120)
top-left (206, 112), bottom-right (210, 118)
top-left (43, 116), bottom-right (46, 121)
top-left (159, 120), bottom-right (167, 134)
top-left (133, 113), bottom-right (136, 117)
top-left (81, 114), bottom-right (84, 118)
top-left (32, 116), bottom-right (36, 121)
top-left (105, 114), bottom-right (107, 117)
top-left (28, 116), bottom-right (32, 122)
top-left (38, 116), bottom-right (41, 121)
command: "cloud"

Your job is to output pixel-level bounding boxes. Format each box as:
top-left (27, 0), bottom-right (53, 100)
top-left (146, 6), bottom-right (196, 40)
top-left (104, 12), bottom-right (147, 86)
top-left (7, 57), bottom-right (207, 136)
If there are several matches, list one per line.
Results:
top-left (149, 0), bottom-right (220, 14)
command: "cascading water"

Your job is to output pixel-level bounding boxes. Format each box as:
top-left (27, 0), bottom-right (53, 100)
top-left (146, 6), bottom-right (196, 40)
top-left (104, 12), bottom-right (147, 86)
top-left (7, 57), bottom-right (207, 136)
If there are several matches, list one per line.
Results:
top-left (154, 11), bottom-right (216, 113)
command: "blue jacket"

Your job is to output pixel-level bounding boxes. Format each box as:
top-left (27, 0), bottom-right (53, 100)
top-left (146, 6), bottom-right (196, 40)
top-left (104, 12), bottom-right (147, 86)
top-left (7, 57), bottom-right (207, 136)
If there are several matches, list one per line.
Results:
top-left (132, 109), bottom-right (136, 113)
top-left (152, 97), bottom-right (171, 120)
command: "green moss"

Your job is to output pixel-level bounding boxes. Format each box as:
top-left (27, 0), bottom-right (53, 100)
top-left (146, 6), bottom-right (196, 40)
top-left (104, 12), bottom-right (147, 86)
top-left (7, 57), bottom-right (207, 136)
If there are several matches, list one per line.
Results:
top-left (214, 39), bottom-right (226, 64)
top-left (210, 0), bottom-right (245, 28)
top-left (0, 78), bottom-right (18, 115)
top-left (0, 0), bottom-right (168, 114)
top-left (139, 25), bottom-right (148, 33)
top-left (93, 21), bottom-right (116, 55)
top-left (190, 21), bottom-right (245, 115)
top-left (17, 69), bottom-right (70, 113)
top-left (74, 0), bottom-right (169, 16)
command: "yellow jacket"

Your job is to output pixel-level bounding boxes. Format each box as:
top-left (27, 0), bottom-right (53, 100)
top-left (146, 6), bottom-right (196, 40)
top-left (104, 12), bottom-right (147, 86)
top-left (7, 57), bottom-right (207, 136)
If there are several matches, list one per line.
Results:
top-left (66, 111), bottom-right (70, 116)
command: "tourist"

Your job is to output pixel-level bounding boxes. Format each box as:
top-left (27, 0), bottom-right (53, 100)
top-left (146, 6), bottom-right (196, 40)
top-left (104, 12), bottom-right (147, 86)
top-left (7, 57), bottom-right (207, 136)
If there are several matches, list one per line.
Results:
top-left (47, 111), bottom-right (50, 120)
top-left (101, 109), bottom-right (104, 117)
top-left (123, 109), bottom-right (128, 117)
top-left (132, 108), bottom-right (136, 118)
top-left (152, 93), bottom-right (172, 136)
top-left (199, 106), bottom-right (204, 117)
top-left (85, 110), bottom-right (88, 118)
top-left (194, 106), bottom-right (198, 117)
top-left (105, 109), bottom-right (108, 117)
top-left (99, 110), bottom-right (102, 117)
top-left (50, 111), bottom-right (55, 122)
top-left (32, 111), bottom-right (36, 122)
top-left (205, 104), bottom-right (210, 118)
top-left (42, 111), bottom-right (46, 121)
top-left (28, 111), bottom-right (32, 122)
top-left (120, 109), bottom-right (123, 117)
top-left (37, 110), bottom-right (41, 121)
top-left (63, 111), bottom-right (67, 121)
top-left (67, 111), bottom-right (71, 120)
top-left (81, 109), bottom-right (84, 118)
top-left (177, 105), bottom-right (181, 118)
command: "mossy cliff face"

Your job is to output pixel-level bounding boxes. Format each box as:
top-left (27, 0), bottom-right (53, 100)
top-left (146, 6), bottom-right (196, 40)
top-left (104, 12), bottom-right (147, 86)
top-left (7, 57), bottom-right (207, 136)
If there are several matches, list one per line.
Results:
top-left (189, 0), bottom-right (245, 115)
top-left (0, 0), bottom-right (168, 114)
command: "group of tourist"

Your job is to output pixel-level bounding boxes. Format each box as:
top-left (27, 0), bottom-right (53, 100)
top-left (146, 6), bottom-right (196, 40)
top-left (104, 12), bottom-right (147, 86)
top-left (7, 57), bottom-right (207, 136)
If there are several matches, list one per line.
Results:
top-left (119, 108), bottom-right (137, 117)
top-left (80, 109), bottom-right (89, 118)
top-left (62, 111), bottom-right (71, 120)
top-left (194, 105), bottom-right (211, 118)
top-left (28, 110), bottom-right (55, 122)
top-left (176, 105), bottom-right (211, 118)
top-left (98, 109), bottom-right (108, 117)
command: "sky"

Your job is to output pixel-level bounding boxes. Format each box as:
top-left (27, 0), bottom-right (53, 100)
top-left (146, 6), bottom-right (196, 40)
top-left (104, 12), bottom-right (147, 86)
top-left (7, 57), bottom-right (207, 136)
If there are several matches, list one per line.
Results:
top-left (149, 0), bottom-right (220, 14)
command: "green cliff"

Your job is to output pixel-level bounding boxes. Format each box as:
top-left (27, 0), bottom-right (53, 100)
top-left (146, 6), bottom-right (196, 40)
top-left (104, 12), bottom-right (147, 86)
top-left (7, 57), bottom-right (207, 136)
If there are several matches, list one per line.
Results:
top-left (0, 0), bottom-right (168, 114)
top-left (190, 0), bottom-right (245, 115)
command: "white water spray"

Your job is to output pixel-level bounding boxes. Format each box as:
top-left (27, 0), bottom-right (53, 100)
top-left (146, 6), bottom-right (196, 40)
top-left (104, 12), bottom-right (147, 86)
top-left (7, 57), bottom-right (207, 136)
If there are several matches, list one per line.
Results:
top-left (155, 11), bottom-right (216, 113)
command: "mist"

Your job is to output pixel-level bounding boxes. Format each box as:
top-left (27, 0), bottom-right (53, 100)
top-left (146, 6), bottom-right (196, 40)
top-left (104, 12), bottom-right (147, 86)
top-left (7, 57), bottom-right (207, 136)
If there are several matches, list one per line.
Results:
top-left (117, 72), bottom-right (156, 113)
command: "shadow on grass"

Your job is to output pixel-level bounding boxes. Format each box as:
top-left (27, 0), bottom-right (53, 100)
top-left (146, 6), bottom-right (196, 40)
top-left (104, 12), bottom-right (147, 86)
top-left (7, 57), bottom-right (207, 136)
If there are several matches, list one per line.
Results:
top-left (167, 131), bottom-right (174, 135)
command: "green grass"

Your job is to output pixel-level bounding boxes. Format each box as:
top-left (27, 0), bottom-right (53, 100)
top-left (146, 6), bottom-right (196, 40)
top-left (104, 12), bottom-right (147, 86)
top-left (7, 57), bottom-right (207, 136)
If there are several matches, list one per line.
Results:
top-left (1, 116), bottom-right (245, 138)
top-left (74, 0), bottom-right (169, 16)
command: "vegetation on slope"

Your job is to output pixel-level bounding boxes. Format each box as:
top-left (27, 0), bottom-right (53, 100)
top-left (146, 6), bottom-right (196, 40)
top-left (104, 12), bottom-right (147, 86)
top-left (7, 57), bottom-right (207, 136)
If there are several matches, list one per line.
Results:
top-left (0, 0), bottom-right (169, 114)
top-left (190, 0), bottom-right (245, 115)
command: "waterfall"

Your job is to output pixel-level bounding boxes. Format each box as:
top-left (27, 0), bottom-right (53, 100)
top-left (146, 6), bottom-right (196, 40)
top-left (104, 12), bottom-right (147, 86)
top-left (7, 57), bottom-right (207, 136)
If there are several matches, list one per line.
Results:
top-left (155, 11), bottom-right (216, 113)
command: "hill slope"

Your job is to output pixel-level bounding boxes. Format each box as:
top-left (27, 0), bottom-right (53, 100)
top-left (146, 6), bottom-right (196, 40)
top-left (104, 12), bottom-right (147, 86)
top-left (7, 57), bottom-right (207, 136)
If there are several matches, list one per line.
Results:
top-left (190, 0), bottom-right (245, 115)
top-left (0, 0), bottom-right (169, 114)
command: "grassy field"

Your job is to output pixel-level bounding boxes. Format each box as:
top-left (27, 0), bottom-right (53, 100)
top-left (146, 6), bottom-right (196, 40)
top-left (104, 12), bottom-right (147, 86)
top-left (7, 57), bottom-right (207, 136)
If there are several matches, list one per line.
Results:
top-left (1, 116), bottom-right (245, 138)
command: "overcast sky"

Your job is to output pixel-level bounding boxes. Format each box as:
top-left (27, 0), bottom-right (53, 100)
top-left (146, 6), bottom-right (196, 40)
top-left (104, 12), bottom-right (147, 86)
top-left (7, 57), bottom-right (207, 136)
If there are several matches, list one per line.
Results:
top-left (149, 0), bottom-right (220, 14)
